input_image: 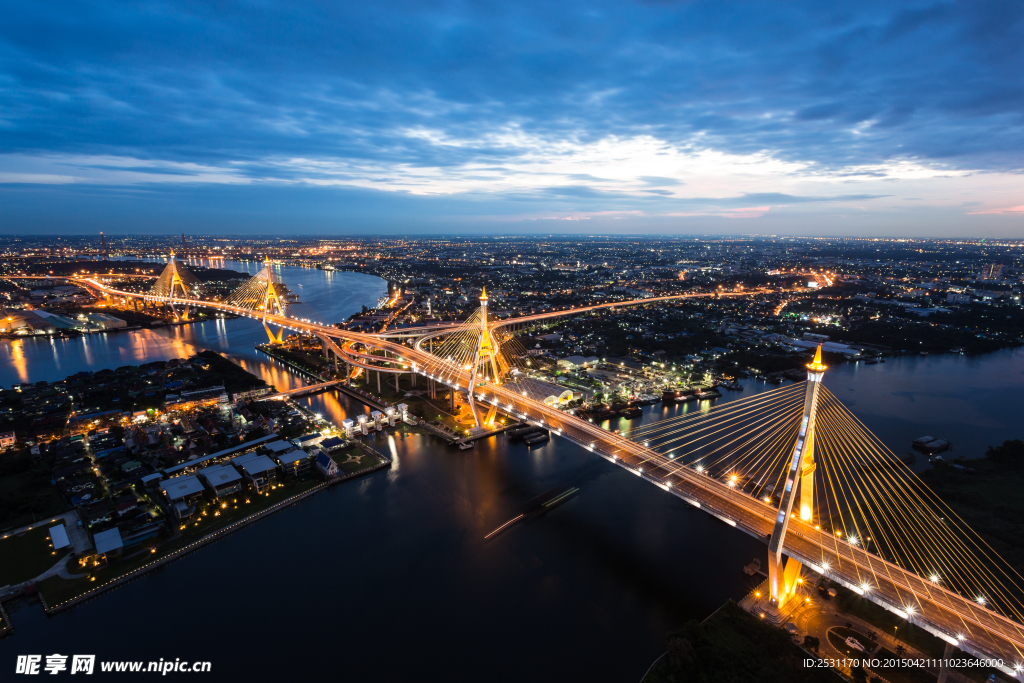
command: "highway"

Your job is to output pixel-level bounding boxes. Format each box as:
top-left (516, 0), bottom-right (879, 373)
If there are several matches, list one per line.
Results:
top-left (68, 276), bottom-right (1024, 673)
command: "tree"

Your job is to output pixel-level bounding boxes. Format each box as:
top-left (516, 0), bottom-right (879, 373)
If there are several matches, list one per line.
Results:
top-left (665, 623), bottom-right (698, 673)
top-left (986, 439), bottom-right (1024, 468)
top-left (802, 635), bottom-right (820, 652)
top-left (850, 664), bottom-right (868, 683)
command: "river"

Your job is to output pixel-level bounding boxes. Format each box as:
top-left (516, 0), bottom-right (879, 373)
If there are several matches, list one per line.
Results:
top-left (1, 262), bottom-right (1022, 681)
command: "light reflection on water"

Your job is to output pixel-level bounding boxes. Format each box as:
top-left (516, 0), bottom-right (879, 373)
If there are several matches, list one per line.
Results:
top-left (0, 265), bottom-right (388, 389)
top-left (2, 264), bottom-right (1023, 680)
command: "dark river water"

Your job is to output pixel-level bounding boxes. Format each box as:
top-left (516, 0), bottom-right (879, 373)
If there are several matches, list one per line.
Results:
top-left (2, 261), bottom-right (1022, 682)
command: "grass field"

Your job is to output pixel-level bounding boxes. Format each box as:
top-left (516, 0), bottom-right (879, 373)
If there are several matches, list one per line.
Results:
top-left (335, 452), bottom-right (381, 474)
top-left (0, 524), bottom-right (69, 587)
top-left (0, 462), bottom-right (69, 531)
top-left (644, 601), bottom-right (841, 683)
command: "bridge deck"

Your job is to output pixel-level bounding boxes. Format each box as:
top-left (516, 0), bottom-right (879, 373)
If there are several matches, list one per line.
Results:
top-left (69, 276), bottom-right (1024, 674)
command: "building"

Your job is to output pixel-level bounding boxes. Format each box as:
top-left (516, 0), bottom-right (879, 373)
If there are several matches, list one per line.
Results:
top-left (231, 452), bottom-right (279, 491)
top-left (93, 527), bottom-right (124, 561)
top-left (314, 451), bottom-right (338, 477)
top-left (84, 312), bottom-right (128, 330)
top-left (292, 433), bottom-right (323, 449)
top-left (159, 475), bottom-right (206, 519)
top-left (263, 439), bottom-right (296, 458)
top-left (980, 263), bottom-right (1003, 280)
top-left (160, 434), bottom-right (279, 477)
top-left (557, 355), bottom-right (600, 370)
top-left (198, 463), bottom-right (243, 498)
top-left (319, 436), bottom-right (346, 452)
top-left (49, 524), bottom-right (71, 551)
top-left (140, 472), bottom-right (165, 488)
top-left (0, 310), bottom-right (57, 335)
top-left (276, 448), bottom-right (312, 478)
top-left (35, 310), bottom-right (90, 331)
top-left (0, 431), bottom-right (15, 448)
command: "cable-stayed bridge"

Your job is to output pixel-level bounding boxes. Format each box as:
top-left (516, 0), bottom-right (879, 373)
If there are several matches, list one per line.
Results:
top-left (64, 270), bottom-right (1024, 677)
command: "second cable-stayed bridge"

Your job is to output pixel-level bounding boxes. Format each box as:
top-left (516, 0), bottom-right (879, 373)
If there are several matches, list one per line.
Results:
top-left (62, 263), bottom-right (1024, 678)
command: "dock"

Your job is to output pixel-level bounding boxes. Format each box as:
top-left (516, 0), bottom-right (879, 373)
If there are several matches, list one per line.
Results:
top-left (270, 380), bottom-right (342, 398)
top-left (455, 421), bottom-right (519, 446)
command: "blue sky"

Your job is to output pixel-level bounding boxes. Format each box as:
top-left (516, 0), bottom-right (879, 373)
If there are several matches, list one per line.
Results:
top-left (1, 0), bottom-right (1023, 236)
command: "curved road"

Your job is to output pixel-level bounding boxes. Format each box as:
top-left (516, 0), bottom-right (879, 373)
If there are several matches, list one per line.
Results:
top-left (66, 276), bottom-right (1024, 675)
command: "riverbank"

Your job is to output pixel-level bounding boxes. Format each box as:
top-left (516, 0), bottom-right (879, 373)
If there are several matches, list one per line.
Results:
top-left (257, 343), bottom-right (332, 378)
top-left (35, 448), bottom-right (391, 613)
top-left (920, 440), bottom-right (1024, 574)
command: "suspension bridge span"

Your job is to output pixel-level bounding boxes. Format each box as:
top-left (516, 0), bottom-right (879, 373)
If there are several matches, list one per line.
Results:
top-left (63, 272), bottom-right (1024, 676)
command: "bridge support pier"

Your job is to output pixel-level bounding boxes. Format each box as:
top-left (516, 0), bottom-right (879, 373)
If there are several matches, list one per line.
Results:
top-left (936, 642), bottom-right (955, 683)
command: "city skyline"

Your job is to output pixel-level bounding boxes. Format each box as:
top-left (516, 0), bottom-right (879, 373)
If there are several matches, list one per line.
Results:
top-left (2, 1), bottom-right (1023, 236)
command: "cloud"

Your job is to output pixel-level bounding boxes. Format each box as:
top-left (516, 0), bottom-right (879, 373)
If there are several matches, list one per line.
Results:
top-left (968, 205), bottom-right (1024, 215)
top-left (0, 0), bottom-right (1023, 233)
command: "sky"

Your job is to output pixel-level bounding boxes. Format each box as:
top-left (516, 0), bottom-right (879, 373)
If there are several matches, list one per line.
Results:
top-left (1, 0), bottom-right (1023, 237)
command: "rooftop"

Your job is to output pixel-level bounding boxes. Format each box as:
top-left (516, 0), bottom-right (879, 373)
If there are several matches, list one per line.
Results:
top-left (159, 475), bottom-right (205, 501)
top-left (263, 439), bottom-right (294, 454)
top-left (233, 453), bottom-right (278, 476)
top-left (49, 523), bottom-right (70, 550)
top-left (276, 449), bottom-right (309, 465)
top-left (93, 527), bottom-right (123, 555)
top-left (198, 463), bottom-right (242, 487)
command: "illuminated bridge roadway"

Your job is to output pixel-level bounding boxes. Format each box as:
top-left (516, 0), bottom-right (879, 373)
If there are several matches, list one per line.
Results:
top-left (69, 276), bottom-right (1024, 676)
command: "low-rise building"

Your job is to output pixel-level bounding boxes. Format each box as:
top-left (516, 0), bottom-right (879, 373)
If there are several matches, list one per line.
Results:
top-left (49, 524), bottom-right (71, 551)
top-left (276, 448), bottom-right (312, 479)
top-left (0, 310), bottom-right (57, 335)
top-left (319, 436), bottom-right (346, 452)
top-left (292, 432), bottom-right (322, 448)
top-left (159, 475), bottom-right (206, 518)
top-left (231, 452), bottom-right (279, 491)
top-left (314, 451), bottom-right (338, 477)
top-left (84, 312), bottom-right (128, 330)
top-left (198, 463), bottom-right (243, 498)
top-left (93, 527), bottom-right (124, 561)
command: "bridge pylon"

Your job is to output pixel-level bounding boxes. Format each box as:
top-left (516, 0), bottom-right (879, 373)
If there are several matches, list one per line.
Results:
top-left (224, 260), bottom-right (291, 343)
top-left (260, 262), bottom-right (289, 343)
top-left (768, 345), bottom-right (825, 608)
top-left (150, 249), bottom-right (199, 322)
top-left (467, 287), bottom-right (503, 429)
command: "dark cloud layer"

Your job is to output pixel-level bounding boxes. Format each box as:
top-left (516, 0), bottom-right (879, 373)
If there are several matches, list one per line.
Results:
top-left (3, 0), bottom-right (1022, 168)
top-left (0, 0), bottom-right (1022, 233)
